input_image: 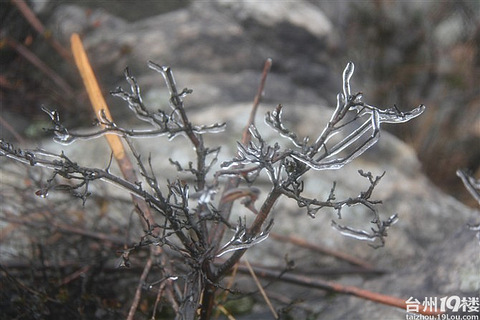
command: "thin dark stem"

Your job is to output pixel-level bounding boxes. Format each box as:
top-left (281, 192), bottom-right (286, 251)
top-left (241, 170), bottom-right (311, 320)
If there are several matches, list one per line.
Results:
top-left (6, 37), bottom-right (74, 98)
top-left (270, 233), bottom-right (375, 270)
top-left (231, 263), bottom-right (442, 316)
top-left (127, 256), bottom-right (153, 320)
top-left (209, 58), bottom-right (273, 250)
top-left (213, 187), bottom-right (282, 282)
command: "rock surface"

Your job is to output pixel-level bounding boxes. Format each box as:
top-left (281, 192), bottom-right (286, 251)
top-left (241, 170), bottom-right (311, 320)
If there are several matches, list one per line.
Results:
top-left (1, 1), bottom-right (479, 319)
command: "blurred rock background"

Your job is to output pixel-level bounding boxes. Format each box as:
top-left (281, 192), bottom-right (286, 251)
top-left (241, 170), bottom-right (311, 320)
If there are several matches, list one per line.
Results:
top-left (1, 0), bottom-right (478, 206)
top-left (1, 1), bottom-right (479, 319)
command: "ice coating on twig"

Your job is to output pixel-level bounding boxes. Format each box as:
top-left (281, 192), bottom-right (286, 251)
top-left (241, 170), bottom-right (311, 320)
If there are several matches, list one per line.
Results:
top-left (219, 62), bottom-right (424, 246)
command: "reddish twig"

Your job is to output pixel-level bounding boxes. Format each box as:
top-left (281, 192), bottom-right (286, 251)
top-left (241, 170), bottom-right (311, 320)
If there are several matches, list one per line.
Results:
top-left (209, 58), bottom-right (273, 247)
top-left (127, 255), bottom-right (153, 320)
top-left (245, 258), bottom-right (278, 319)
top-left (0, 114), bottom-right (27, 145)
top-left (1, 212), bottom-right (127, 245)
top-left (59, 265), bottom-right (91, 286)
top-left (270, 232), bottom-right (375, 270)
top-left (223, 259), bottom-right (384, 277)
top-left (242, 58), bottom-right (273, 145)
top-left (201, 58), bottom-right (274, 320)
top-left (6, 37), bottom-right (74, 98)
top-left (151, 279), bottom-right (168, 319)
top-left (233, 263), bottom-right (443, 317)
top-left (11, 0), bottom-right (72, 63)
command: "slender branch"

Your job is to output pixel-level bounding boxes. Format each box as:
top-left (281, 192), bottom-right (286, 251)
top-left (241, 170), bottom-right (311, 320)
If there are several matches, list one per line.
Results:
top-left (270, 233), bottom-right (375, 270)
top-left (243, 58), bottom-right (273, 144)
top-left (209, 58), bottom-right (273, 249)
top-left (232, 263), bottom-right (443, 316)
top-left (0, 114), bottom-right (26, 144)
top-left (127, 255), bottom-right (153, 320)
top-left (70, 34), bottom-right (185, 314)
top-left (6, 37), bottom-right (74, 98)
top-left (457, 169), bottom-right (480, 204)
top-left (11, 0), bottom-right (72, 62)
top-left (213, 187), bottom-right (282, 281)
top-left (245, 258), bottom-right (278, 319)
top-left (1, 212), bottom-right (127, 245)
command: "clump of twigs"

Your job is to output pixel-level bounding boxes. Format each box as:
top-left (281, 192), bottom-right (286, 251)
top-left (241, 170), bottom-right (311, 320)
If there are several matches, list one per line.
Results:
top-left (1, 56), bottom-right (425, 319)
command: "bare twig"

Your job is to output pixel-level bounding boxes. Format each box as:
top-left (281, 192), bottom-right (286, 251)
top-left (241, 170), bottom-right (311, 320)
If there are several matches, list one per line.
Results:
top-left (0, 265), bottom-right (62, 304)
top-left (1, 212), bottom-right (127, 245)
top-left (0, 114), bottom-right (26, 144)
top-left (242, 58), bottom-right (273, 145)
top-left (209, 58), bottom-right (273, 247)
top-left (11, 0), bottom-right (72, 62)
top-left (151, 279), bottom-right (168, 319)
top-left (6, 37), bottom-right (74, 98)
top-left (233, 263), bottom-right (443, 317)
top-left (245, 258), bottom-right (278, 319)
top-left (127, 255), bottom-right (153, 320)
top-left (270, 232), bottom-right (375, 270)
top-left (59, 265), bottom-right (91, 286)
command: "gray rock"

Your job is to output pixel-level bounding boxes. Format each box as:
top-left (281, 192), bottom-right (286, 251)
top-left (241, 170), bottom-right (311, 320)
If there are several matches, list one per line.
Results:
top-left (214, 0), bottom-right (333, 38)
top-left (315, 228), bottom-right (479, 320)
top-left (80, 5), bottom-right (263, 75)
top-left (2, 1), bottom-right (479, 319)
top-left (47, 1), bottom-right (337, 97)
top-left (2, 100), bottom-right (478, 319)
top-left (49, 4), bottom-right (128, 44)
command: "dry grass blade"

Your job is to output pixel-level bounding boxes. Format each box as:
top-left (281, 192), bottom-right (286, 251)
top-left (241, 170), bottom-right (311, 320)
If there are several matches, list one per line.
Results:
top-left (245, 258), bottom-right (278, 319)
top-left (70, 33), bottom-right (156, 227)
top-left (70, 33), bottom-right (126, 161)
top-left (216, 305), bottom-right (237, 320)
top-left (70, 33), bottom-right (163, 318)
top-left (213, 262), bottom-right (240, 320)
top-left (127, 256), bottom-right (153, 320)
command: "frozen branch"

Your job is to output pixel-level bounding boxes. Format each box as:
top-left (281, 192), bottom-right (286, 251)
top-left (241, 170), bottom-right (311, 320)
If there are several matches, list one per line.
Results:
top-left (457, 169), bottom-right (480, 204)
top-left (457, 169), bottom-right (480, 244)
top-left (219, 62), bottom-right (423, 247)
top-left (1, 59), bottom-right (427, 318)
